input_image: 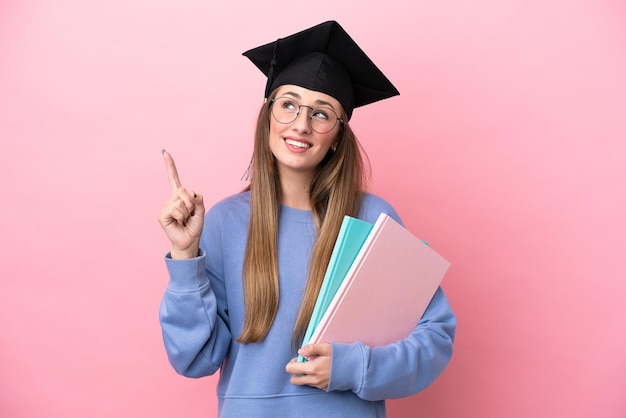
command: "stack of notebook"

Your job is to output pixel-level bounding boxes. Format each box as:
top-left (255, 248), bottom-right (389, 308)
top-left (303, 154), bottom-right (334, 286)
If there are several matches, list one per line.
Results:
top-left (298, 213), bottom-right (450, 361)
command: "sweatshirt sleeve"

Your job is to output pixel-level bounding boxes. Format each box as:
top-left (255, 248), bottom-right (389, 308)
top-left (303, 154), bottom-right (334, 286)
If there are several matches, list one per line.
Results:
top-left (326, 287), bottom-right (456, 400)
top-left (159, 212), bottom-right (232, 378)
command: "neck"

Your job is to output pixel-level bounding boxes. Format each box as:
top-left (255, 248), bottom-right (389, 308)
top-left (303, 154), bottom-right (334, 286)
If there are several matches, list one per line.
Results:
top-left (279, 169), bottom-right (314, 210)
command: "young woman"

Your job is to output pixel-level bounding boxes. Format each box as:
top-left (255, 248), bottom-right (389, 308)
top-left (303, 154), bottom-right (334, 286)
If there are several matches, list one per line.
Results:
top-left (158, 21), bottom-right (456, 418)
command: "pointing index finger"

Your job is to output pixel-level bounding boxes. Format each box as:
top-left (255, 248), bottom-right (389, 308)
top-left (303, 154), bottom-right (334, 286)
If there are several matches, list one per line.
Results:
top-left (162, 149), bottom-right (182, 192)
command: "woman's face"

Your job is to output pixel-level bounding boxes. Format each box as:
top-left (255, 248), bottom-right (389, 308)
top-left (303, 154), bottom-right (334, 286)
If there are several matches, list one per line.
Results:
top-left (269, 84), bottom-right (343, 178)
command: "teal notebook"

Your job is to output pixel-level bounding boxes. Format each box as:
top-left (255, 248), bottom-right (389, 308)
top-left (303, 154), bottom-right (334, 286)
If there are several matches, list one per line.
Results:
top-left (298, 215), bottom-right (374, 361)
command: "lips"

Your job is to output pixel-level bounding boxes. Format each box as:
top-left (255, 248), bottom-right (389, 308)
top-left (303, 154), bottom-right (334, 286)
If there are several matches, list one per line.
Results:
top-left (285, 138), bottom-right (312, 149)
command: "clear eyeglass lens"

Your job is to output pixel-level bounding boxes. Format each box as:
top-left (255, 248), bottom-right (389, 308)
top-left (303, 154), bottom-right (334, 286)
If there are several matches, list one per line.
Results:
top-left (271, 97), bottom-right (339, 134)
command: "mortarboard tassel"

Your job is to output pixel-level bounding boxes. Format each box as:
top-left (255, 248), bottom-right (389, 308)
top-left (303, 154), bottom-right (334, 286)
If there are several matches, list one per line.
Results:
top-left (264, 39), bottom-right (281, 102)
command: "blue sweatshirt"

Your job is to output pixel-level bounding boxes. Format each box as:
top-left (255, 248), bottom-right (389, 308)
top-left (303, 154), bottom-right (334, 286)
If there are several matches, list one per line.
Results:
top-left (160, 191), bottom-right (456, 418)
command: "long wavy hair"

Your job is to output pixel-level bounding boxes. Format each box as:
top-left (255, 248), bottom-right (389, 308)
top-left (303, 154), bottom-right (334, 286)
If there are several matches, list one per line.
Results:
top-left (237, 88), bottom-right (369, 348)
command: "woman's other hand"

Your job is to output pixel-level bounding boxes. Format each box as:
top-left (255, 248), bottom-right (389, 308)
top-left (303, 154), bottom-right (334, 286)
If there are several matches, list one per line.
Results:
top-left (158, 150), bottom-right (205, 259)
top-left (286, 343), bottom-right (332, 391)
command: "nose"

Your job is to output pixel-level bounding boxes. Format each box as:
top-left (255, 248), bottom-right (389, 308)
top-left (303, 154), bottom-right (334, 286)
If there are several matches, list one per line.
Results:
top-left (291, 106), bottom-right (313, 133)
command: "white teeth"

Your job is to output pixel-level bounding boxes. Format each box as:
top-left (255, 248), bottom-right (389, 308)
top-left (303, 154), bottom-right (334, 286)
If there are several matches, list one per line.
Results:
top-left (285, 139), bottom-right (311, 149)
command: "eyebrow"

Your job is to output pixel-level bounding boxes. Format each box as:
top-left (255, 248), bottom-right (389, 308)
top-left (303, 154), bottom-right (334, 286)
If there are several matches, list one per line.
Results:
top-left (282, 91), bottom-right (336, 110)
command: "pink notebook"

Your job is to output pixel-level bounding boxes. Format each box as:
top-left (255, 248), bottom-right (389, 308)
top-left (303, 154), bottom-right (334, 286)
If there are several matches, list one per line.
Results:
top-left (309, 213), bottom-right (451, 347)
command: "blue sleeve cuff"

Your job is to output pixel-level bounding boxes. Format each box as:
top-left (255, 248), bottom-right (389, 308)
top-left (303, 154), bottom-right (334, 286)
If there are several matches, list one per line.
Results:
top-left (164, 248), bottom-right (208, 292)
top-left (328, 342), bottom-right (366, 393)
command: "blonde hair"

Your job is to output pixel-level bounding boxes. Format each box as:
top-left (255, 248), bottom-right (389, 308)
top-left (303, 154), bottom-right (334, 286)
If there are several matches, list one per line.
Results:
top-left (237, 90), bottom-right (368, 348)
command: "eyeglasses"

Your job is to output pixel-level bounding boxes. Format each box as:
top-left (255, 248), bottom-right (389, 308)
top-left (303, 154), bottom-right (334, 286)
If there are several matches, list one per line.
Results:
top-left (270, 96), bottom-right (344, 134)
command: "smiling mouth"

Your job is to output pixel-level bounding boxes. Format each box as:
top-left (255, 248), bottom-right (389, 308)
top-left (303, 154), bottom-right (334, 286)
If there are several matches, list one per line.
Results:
top-left (285, 139), bottom-right (311, 149)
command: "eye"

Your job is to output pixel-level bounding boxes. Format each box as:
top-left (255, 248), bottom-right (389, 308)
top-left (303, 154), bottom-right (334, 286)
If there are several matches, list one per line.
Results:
top-left (281, 99), bottom-right (298, 112)
top-left (312, 108), bottom-right (331, 121)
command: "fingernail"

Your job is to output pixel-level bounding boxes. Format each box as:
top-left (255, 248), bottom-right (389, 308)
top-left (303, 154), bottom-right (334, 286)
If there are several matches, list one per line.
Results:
top-left (162, 149), bottom-right (166, 155)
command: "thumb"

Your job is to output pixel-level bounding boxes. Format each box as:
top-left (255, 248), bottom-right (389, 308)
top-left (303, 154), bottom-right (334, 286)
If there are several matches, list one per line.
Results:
top-left (299, 343), bottom-right (331, 358)
top-left (192, 192), bottom-right (206, 215)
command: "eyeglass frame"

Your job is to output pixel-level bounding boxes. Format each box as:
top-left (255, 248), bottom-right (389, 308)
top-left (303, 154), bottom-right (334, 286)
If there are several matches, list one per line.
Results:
top-left (269, 96), bottom-right (345, 134)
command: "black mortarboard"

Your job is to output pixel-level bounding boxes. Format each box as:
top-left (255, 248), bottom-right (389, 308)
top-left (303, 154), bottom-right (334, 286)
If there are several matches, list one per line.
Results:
top-left (242, 21), bottom-right (399, 120)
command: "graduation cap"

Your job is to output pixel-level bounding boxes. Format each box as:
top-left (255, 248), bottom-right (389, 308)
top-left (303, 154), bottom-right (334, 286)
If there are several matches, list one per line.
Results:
top-left (242, 21), bottom-right (399, 120)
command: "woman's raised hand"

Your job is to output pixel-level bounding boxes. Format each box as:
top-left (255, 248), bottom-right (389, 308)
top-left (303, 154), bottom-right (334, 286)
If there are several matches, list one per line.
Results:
top-left (158, 150), bottom-right (205, 259)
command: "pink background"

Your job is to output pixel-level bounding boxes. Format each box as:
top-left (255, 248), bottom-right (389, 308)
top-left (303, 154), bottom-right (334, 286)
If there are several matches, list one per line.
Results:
top-left (1, 1), bottom-right (625, 417)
